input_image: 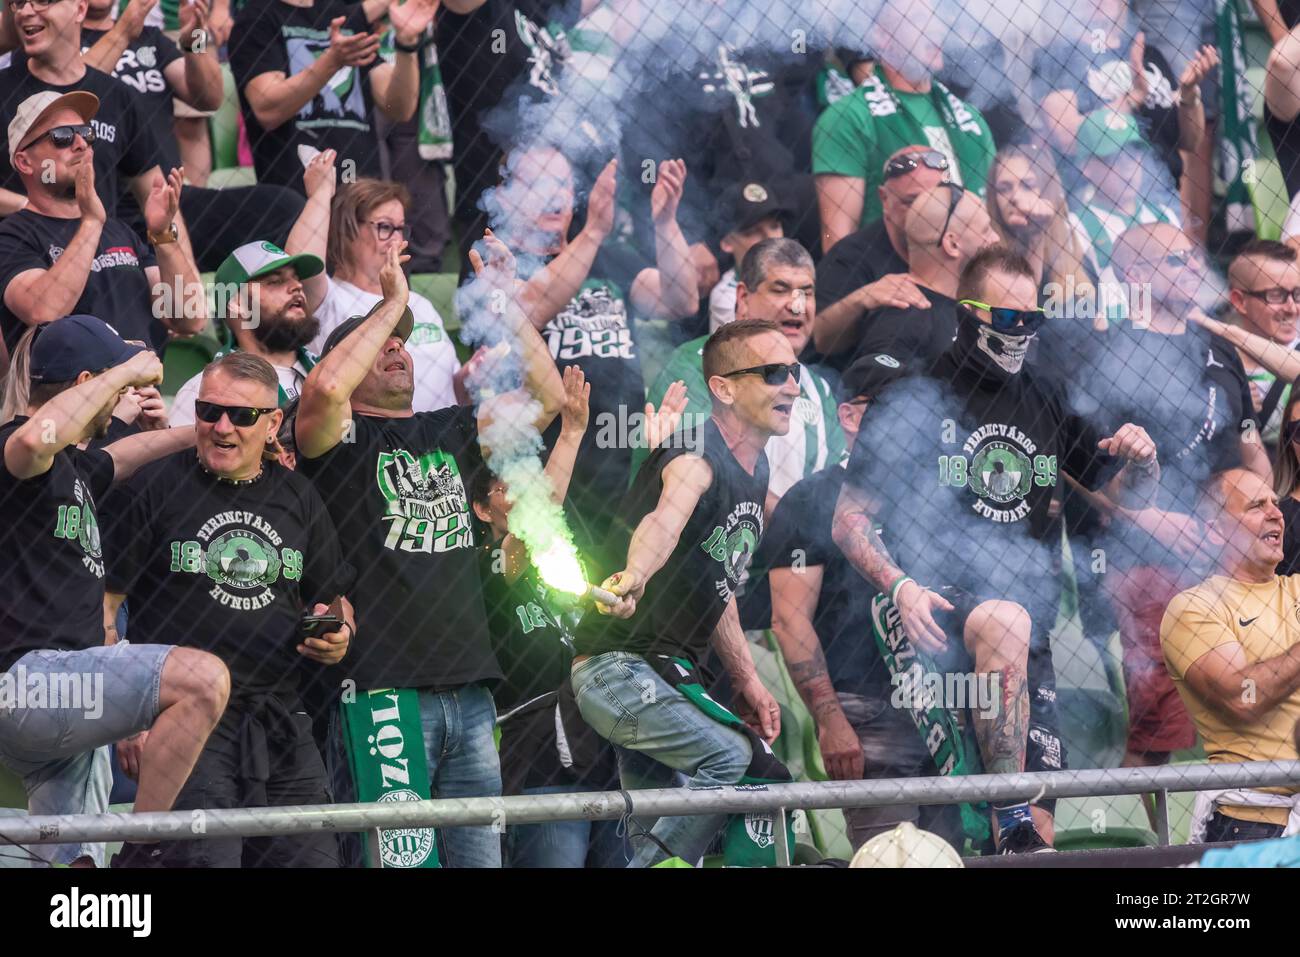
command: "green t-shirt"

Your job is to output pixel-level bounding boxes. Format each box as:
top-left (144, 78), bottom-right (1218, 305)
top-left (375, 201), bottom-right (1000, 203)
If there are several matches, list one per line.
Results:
top-left (812, 71), bottom-right (996, 226)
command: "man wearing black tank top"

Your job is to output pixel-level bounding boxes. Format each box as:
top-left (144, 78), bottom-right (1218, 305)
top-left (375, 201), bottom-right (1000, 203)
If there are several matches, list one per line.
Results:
top-left (571, 319), bottom-right (796, 867)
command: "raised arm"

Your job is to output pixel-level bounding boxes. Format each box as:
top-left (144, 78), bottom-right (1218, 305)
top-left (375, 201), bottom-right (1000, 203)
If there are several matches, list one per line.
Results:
top-left (815, 175), bottom-right (865, 254)
top-left (104, 426), bottom-right (197, 483)
top-left (243, 18), bottom-right (380, 131)
top-left (1190, 309), bottom-right (1300, 383)
top-left (144, 167), bottom-right (206, 335)
top-left (166, 0), bottom-right (225, 112)
top-left (287, 148), bottom-right (337, 314)
top-left (84, 0), bottom-right (158, 73)
top-left (367, 0), bottom-right (438, 123)
top-left (543, 364), bottom-right (589, 506)
top-left (296, 244), bottom-right (410, 459)
top-left (2, 351), bottom-right (163, 481)
top-left (629, 159), bottom-right (697, 321)
top-left (1265, 19), bottom-right (1300, 123)
top-left (518, 158), bottom-right (616, 330)
top-left (470, 232), bottom-right (564, 434)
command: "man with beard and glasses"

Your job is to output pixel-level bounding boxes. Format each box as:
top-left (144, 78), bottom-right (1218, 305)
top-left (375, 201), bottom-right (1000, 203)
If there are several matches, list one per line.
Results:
top-left (832, 245), bottom-right (1161, 852)
top-left (0, 91), bottom-right (203, 353)
top-left (169, 240), bottom-right (325, 425)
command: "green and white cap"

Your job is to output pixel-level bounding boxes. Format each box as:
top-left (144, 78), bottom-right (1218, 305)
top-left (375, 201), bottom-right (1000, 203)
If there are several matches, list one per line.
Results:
top-left (214, 240), bottom-right (324, 289)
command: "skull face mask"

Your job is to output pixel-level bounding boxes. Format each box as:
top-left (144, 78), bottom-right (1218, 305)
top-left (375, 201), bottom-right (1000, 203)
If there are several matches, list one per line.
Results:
top-left (975, 323), bottom-right (1034, 375)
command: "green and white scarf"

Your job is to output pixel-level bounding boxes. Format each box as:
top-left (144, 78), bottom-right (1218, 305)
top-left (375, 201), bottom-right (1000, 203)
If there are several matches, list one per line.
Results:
top-left (869, 594), bottom-right (990, 844)
top-left (340, 689), bottom-right (441, 868)
top-left (1217, 0), bottom-right (1260, 234)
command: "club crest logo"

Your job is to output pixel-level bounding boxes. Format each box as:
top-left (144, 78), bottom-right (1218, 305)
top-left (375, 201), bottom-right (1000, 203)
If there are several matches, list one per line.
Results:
top-left (205, 529), bottom-right (281, 589)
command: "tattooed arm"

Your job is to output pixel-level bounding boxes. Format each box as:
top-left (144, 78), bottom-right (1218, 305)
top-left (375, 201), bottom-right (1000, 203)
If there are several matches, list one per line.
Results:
top-left (831, 481), bottom-right (953, 652)
top-left (770, 565), bottom-right (864, 779)
top-left (712, 596), bottom-right (780, 744)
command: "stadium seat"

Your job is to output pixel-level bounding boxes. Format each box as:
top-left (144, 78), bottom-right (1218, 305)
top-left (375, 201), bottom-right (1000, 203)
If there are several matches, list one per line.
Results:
top-left (1051, 794), bottom-right (1158, 850)
top-left (163, 332), bottom-right (221, 399)
top-left (209, 64), bottom-right (242, 173)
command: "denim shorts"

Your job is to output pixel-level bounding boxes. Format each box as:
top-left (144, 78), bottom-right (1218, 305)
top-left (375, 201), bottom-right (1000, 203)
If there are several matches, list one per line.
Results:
top-left (0, 642), bottom-right (173, 866)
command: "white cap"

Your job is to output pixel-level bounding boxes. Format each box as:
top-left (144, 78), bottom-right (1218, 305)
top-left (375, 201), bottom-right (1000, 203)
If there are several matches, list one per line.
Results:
top-left (7, 90), bottom-right (99, 166)
top-left (849, 822), bottom-right (964, 868)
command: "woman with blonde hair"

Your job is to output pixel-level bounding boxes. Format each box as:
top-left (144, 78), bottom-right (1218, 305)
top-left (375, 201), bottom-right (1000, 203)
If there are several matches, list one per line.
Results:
top-left (987, 142), bottom-right (1099, 326)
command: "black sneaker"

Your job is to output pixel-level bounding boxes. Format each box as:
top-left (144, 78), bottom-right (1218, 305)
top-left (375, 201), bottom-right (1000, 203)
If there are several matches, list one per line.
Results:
top-left (110, 842), bottom-right (165, 868)
top-left (996, 821), bottom-right (1056, 854)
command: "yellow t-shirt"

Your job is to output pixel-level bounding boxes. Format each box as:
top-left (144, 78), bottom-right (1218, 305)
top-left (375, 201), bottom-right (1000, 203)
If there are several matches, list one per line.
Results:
top-left (1161, 574), bottom-right (1300, 826)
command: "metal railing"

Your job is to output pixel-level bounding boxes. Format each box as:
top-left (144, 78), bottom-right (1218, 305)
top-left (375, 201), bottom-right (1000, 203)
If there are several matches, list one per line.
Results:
top-left (3, 760), bottom-right (1297, 866)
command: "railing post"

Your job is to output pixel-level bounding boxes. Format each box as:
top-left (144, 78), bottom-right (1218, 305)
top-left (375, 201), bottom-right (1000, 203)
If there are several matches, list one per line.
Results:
top-left (1153, 790), bottom-right (1170, 846)
top-left (774, 807), bottom-right (791, 867)
top-left (366, 827), bottom-right (384, 868)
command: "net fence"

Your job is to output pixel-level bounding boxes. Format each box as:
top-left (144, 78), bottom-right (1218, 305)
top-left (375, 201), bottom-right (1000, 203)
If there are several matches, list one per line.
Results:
top-left (0, 0), bottom-right (1298, 869)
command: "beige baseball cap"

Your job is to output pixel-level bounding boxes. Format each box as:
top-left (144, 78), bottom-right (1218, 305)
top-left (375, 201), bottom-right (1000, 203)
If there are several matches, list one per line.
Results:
top-left (7, 90), bottom-right (99, 166)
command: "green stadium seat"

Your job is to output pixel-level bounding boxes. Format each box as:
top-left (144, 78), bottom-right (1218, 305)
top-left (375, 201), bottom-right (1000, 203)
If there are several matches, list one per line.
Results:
top-left (209, 64), bottom-right (242, 173)
top-left (163, 333), bottom-right (221, 399)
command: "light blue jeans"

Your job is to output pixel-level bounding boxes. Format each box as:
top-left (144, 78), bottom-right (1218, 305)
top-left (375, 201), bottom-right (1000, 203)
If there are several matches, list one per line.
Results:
top-left (417, 683), bottom-right (502, 868)
top-left (571, 651), bottom-right (751, 867)
top-left (508, 784), bottom-right (630, 867)
top-left (0, 642), bottom-right (172, 866)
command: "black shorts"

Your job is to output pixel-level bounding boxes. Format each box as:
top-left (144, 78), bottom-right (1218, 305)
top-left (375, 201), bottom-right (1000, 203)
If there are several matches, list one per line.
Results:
top-left (161, 696), bottom-right (338, 868)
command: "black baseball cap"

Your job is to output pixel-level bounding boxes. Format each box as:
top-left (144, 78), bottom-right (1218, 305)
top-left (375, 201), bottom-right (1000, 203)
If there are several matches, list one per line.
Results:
top-left (839, 352), bottom-right (905, 402)
top-left (319, 298), bottom-right (416, 358)
top-left (717, 180), bottom-right (793, 235)
top-left (29, 314), bottom-right (146, 383)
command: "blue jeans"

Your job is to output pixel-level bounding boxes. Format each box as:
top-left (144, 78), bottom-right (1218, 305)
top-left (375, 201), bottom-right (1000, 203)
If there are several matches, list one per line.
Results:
top-left (0, 642), bottom-right (172, 867)
top-left (571, 651), bottom-right (752, 867)
top-left (507, 784), bottom-right (630, 867)
top-left (417, 683), bottom-right (502, 868)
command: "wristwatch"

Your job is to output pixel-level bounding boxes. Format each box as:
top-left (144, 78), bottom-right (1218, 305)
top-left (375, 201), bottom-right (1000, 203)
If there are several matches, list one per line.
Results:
top-left (148, 222), bottom-right (179, 246)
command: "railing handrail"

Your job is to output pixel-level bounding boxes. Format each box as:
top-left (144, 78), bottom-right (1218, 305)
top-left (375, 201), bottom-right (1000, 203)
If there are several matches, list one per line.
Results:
top-left (1, 760), bottom-right (1297, 846)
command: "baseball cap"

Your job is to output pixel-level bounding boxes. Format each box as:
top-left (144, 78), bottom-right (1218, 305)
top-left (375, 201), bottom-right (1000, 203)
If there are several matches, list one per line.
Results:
top-left (213, 241), bottom-right (324, 291)
top-left (839, 352), bottom-right (905, 403)
top-left (717, 181), bottom-right (793, 235)
top-left (1075, 108), bottom-right (1146, 162)
top-left (8, 90), bottom-right (99, 166)
top-left (29, 314), bottom-right (146, 384)
top-left (319, 298), bottom-right (416, 358)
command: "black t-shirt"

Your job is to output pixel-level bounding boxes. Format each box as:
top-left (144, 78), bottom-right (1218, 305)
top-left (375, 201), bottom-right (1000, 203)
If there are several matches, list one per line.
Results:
top-left (81, 26), bottom-right (184, 172)
top-left (845, 353), bottom-right (1111, 605)
top-left (851, 288), bottom-right (958, 370)
top-left (1078, 324), bottom-right (1255, 517)
top-left (296, 407), bottom-right (501, 690)
top-left (478, 542), bottom-right (572, 713)
top-left (1279, 497), bottom-right (1300, 577)
top-left (1266, 105), bottom-right (1300, 202)
top-left (104, 450), bottom-right (354, 696)
top-left (0, 417), bottom-right (115, 671)
top-left (435, 0), bottom-right (573, 218)
top-left (758, 464), bottom-right (892, 700)
top-left (229, 0), bottom-right (381, 190)
top-left (573, 418), bottom-right (768, 665)
top-left (0, 210), bottom-right (160, 352)
top-left (812, 219), bottom-right (909, 368)
top-left (537, 250), bottom-right (647, 554)
top-left (0, 62), bottom-right (162, 214)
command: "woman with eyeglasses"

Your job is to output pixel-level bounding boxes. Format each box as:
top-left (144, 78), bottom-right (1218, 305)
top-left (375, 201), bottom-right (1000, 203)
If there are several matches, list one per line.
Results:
top-left (986, 143), bottom-right (1097, 327)
top-left (289, 152), bottom-right (461, 413)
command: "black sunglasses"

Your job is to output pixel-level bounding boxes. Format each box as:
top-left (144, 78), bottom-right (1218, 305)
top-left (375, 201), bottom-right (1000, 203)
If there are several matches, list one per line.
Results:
top-left (722, 362), bottom-right (801, 386)
top-left (195, 400), bottom-right (278, 427)
top-left (29, 123), bottom-right (95, 150)
top-left (1242, 287), bottom-right (1300, 305)
top-left (958, 300), bottom-right (1047, 334)
top-left (883, 149), bottom-right (950, 180)
top-left (934, 182), bottom-right (963, 247)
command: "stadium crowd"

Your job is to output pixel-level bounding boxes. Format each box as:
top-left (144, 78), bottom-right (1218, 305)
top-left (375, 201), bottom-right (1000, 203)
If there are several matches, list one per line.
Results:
top-left (2, 0), bottom-right (1300, 869)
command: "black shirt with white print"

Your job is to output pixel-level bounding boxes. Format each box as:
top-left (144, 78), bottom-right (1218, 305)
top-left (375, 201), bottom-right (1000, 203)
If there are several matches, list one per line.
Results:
top-left (296, 407), bottom-right (502, 691)
top-left (105, 450), bottom-right (354, 698)
top-left (80, 26), bottom-right (184, 172)
top-left (435, 0), bottom-right (574, 218)
top-left (228, 0), bottom-right (381, 191)
top-left (574, 417), bottom-right (769, 666)
top-left (0, 418), bottom-right (115, 672)
top-left (0, 210), bottom-right (160, 352)
top-left (0, 62), bottom-right (163, 213)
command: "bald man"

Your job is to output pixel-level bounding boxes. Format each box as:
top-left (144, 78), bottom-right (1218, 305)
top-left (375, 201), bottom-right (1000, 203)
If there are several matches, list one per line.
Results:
top-left (1162, 468), bottom-right (1300, 843)
top-left (1224, 240), bottom-right (1300, 451)
top-left (1087, 222), bottom-right (1267, 769)
top-left (813, 145), bottom-right (950, 367)
top-left (846, 183), bottom-right (998, 369)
